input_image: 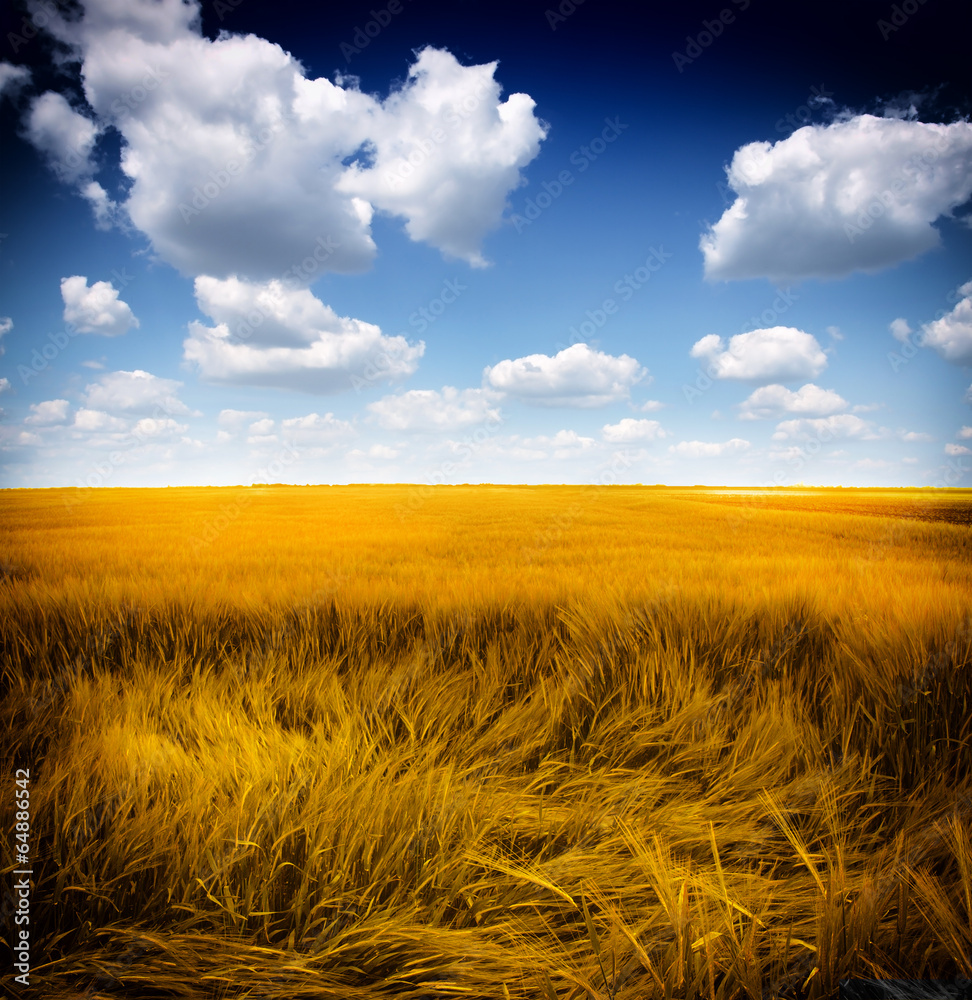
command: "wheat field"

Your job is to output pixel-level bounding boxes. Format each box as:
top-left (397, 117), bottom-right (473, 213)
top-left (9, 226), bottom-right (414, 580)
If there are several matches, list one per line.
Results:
top-left (2, 484), bottom-right (971, 999)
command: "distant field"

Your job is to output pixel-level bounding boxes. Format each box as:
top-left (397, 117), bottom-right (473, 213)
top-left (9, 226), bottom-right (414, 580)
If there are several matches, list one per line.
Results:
top-left (2, 486), bottom-right (971, 999)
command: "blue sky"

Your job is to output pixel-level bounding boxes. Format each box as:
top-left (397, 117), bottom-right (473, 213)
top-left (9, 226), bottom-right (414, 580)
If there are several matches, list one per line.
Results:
top-left (1, 0), bottom-right (970, 488)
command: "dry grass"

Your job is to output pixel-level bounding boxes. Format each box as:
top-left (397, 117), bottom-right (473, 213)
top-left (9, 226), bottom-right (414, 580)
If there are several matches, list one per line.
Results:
top-left (1, 484), bottom-right (971, 999)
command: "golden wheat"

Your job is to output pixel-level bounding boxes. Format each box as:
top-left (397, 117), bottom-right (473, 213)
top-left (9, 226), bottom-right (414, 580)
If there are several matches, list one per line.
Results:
top-left (1, 485), bottom-right (970, 999)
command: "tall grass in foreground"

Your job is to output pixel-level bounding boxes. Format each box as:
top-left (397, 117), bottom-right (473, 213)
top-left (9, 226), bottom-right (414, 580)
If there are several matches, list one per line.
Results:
top-left (1, 486), bottom-right (971, 998)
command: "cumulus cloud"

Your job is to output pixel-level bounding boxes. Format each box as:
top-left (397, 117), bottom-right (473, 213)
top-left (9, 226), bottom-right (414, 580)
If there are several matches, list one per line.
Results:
top-left (0, 317), bottom-right (11, 354)
top-left (959, 426), bottom-right (972, 439)
top-left (368, 386), bottom-right (500, 432)
top-left (771, 414), bottom-right (879, 441)
top-left (484, 343), bottom-right (647, 407)
top-left (900, 430), bottom-right (933, 442)
top-left (61, 276), bottom-right (139, 336)
top-left (184, 276), bottom-right (424, 393)
top-left (132, 416), bottom-right (188, 437)
top-left (701, 115), bottom-right (972, 283)
top-left (25, 399), bottom-right (70, 425)
top-left (26, 91), bottom-right (102, 183)
top-left (690, 327), bottom-right (828, 382)
top-left (919, 280), bottom-right (972, 366)
top-left (337, 47), bottom-right (547, 268)
top-left (0, 62), bottom-right (30, 99)
top-left (217, 409), bottom-right (268, 432)
top-left (889, 317), bottom-right (912, 343)
top-left (668, 438), bottom-right (750, 457)
top-left (945, 443), bottom-right (972, 456)
top-left (601, 418), bottom-right (666, 442)
top-left (528, 429), bottom-right (597, 459)
top-left (82, 369), bottom-right (192, 415)
top-left (737, 382), bottom-right (848, 420)
top-left (72, 407), bottom-right (129, 432)
top-left (0, 378), bottom-right (10, 394)
top-left (32, 0), bottom-right (546, 279)
top-left (637, 399), bottom-right (664, 411)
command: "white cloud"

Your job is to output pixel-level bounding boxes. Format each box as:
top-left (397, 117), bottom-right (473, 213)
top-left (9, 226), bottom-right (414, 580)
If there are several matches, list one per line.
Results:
top-left (336, 47), bottom-right (547, 268)
top-left (690, 327), bottom-right (827, 382)
top-left (701, 115), bottom-right (972, 282)
top-left (72, 408), bottom-right (128, 432)
top-left (889, 317), bottom-right (912, 343)
top-left (25, 399), bottom-right (70, 425)
top-left (737, 382), bottom-right (848, 420)
top-left (959, 426), bottom-right (972, 439)
top-left (484, 343), bottom-right (647, 407)
top-left (248, 417), bottom-right (275, 436)
top-left (0, 62), bottom-right (30, 98)
top-left (900, 430), bottom-right (933, 442)
top-left (637, 399), bottom-right (664, 412)
top-left (184, 276), bottom-right (424, 393)
top-left (919, 280), bottom-right (972, 366)
top-left (668, 438), bottom-right (750, 457)
top-left (35, 0), bottom-right (546, 279)
top-left (61, 275), bottom-right (138, 336)
top-left (771, 414), bottom-right (879, 441)
top-left (280, 412), bottom-right (354, 441)
top-left (82, 369), bottom-right (192, 415)
top-left (0, 316), bottom-right (10, 355)
top-left (80, 180), bottom-right (118, 229)
top-left (945, 443), bottom-right (972, 456)
top-left (25, 91), bottom-right (102, 184)
top-left (601, 418), bottom-right (665, 443)
top-left (217, 409), bottom-right (268, 432)
top-left (132, 416), bottom-right (187, 437)
top-left (0, 378), bottom-right (10, 394)
top-left (826, 325), bottom-right (844, 341)
top-left (533, 429), bottom-right (597, 459)
top-left (472, 429), bottom-right (598, 462)
top-left (368, 386), bottom-right (500, 432)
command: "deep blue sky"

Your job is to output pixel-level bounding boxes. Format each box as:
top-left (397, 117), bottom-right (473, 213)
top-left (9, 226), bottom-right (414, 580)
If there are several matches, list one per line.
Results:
top-left (1, 0), bottom-right (970, 487)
